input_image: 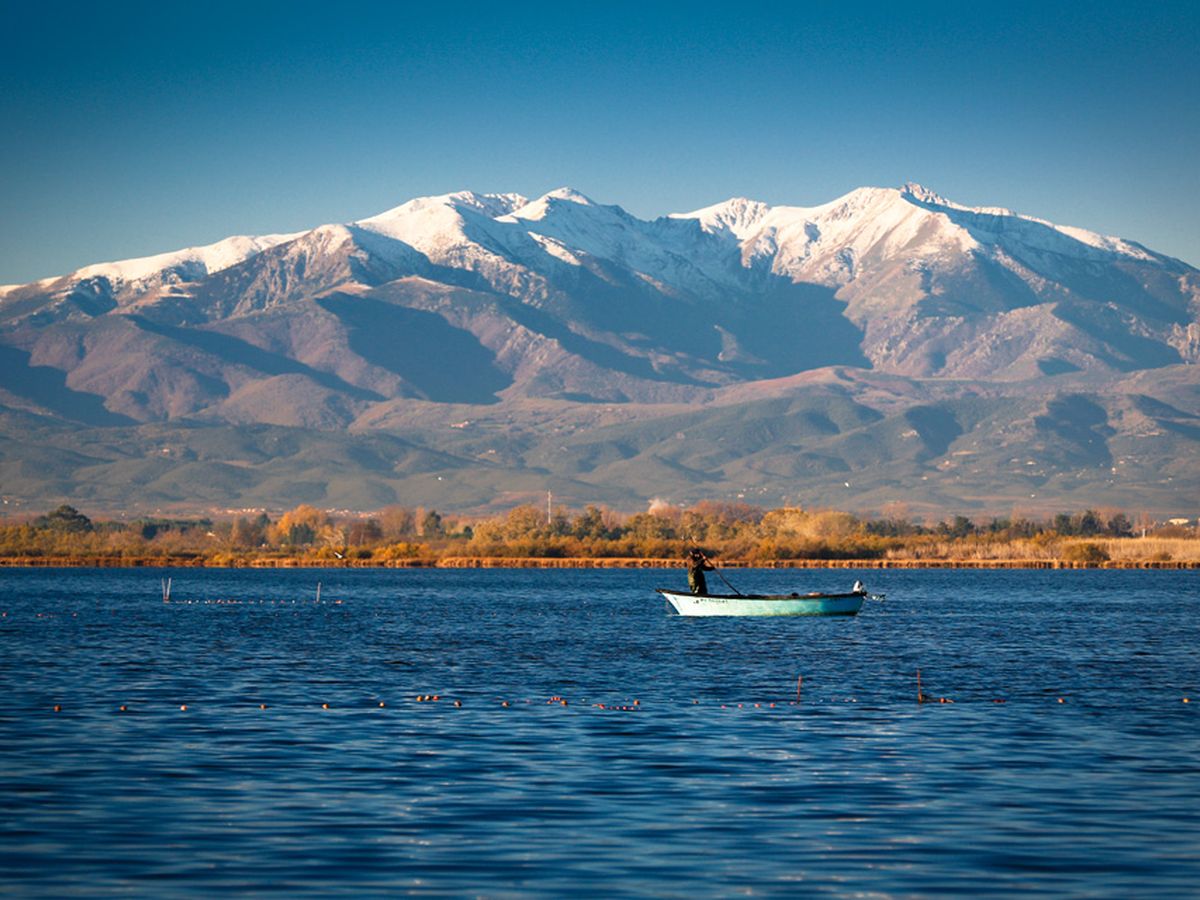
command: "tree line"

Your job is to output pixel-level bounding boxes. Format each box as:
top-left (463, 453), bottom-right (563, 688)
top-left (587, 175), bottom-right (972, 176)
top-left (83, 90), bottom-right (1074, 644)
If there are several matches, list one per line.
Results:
top-left (0, 501), bottom-right (1191, 564)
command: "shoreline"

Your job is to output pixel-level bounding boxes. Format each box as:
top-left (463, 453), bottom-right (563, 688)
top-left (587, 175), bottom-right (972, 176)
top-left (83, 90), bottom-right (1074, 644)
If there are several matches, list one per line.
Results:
top-left (0, 556), bottom-right (1195, 570)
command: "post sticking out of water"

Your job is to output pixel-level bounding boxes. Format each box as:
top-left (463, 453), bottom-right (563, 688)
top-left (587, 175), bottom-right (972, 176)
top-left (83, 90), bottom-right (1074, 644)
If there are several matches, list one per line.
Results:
top-left (797, 674), bottom-right (803, 703)
top-left (162, 577), bottom-right (172, 603)
top-left (316, 581), bottom-right (322, 603)
top-left (917, 668), bottom-right (923, 704)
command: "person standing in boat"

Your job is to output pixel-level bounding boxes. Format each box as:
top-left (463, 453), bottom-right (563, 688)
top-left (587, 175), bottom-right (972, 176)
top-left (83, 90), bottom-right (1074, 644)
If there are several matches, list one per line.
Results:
top-left (686, 548), bottom-right (714, 595)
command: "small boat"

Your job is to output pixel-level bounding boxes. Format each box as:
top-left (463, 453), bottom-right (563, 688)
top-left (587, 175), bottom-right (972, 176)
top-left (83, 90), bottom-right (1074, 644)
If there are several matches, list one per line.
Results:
top-left (655, 587), bottom-right (866, 617)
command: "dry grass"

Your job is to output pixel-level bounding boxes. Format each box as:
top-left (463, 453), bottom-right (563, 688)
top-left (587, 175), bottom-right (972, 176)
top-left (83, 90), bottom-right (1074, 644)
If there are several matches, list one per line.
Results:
top-left (885, 539), bottom-right (1057, 561)
top-left (1091, 537), bottom-right (1200, 563)
top-left (884, 536), bottom-right (1200, 563)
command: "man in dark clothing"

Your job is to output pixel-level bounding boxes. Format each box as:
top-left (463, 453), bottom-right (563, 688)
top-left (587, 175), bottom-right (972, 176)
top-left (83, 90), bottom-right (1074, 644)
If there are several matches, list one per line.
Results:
top-left (686, 549), bottom-right (714, 595)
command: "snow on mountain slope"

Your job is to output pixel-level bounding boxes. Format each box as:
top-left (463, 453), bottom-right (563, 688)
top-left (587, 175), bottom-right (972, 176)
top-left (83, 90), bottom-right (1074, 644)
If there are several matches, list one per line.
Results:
top-left (20, 182), bottom-right (1181, 304)
top-left (681, 187), bottom-right (976, 286)
top-left (73, 232), bottom-right (304, 286)
top-left (676, 197), bottom-right (770, 240)
top-left (899, 182), bottom-right (1157, 261)
top-left (6, 182), bottom-right (1195, 387)
top-left (355, 190), bottom-right (528, 249)
top-left (676, 183), bottom-right (1164, 288)
top-left (353, 190), bottom-right (570, 300)
top-left (499, 188), bottom-right (744, 299)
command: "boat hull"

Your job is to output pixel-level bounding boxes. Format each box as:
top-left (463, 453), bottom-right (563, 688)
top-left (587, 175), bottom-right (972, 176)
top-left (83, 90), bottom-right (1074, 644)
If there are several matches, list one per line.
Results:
top-left (656, 588), bottom-right (865, 617)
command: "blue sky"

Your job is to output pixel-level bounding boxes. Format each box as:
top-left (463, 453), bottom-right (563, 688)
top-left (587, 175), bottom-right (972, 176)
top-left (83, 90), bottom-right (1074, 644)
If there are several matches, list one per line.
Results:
top-left (2, 1), bottom-right (1197, 282)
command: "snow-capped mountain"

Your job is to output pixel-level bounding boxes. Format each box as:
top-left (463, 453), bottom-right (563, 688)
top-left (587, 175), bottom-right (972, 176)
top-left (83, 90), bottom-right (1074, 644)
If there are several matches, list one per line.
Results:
top-left (1, 184), bottom-right (1197, 514)
top-left (13, 182), bottom-right (1195, 379)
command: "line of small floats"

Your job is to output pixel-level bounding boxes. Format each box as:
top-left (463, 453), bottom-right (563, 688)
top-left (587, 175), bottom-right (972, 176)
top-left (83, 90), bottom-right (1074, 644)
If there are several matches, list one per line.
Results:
top-left (42, 671), bottom-right (1194, 717)
top-left (41, 694), bottom-right (1197, 716)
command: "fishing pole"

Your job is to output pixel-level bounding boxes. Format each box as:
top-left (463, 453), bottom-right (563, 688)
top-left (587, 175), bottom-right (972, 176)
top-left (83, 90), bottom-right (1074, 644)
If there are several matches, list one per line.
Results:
top-left (701, 551), bottom-right (744, 596)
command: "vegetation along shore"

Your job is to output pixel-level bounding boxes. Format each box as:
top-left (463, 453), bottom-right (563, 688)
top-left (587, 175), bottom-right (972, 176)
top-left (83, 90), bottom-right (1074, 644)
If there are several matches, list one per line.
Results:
top-left (1, 502), bottom-right (1196, 569)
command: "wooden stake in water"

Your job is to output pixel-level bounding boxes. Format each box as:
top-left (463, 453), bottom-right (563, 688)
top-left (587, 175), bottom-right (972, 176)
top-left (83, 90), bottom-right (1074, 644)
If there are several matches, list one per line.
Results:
top-left (917, 668), bottom-right (923, 704)
top-left (316, 581), bottom-right (322, 603)
top-left (797, 674), bottom-right (803, 703)
top-left (162, 577), bottom-right (172, 602)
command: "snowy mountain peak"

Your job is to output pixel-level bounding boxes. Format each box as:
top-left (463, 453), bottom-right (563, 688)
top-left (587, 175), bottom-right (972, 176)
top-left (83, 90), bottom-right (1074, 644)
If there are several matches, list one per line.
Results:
top-left (891, 184), bottom-right (1156, 262)
top-left (900, 182), bottom-right (950, 206)
top-left (507, 187), bottom-right (601, 223)
top-left (354, 190), bottom-right (524, 249)
top-left (897, 183), bottom-right (1014, 217)
top-left (674, 197), bottom-right (771, 239)
top-left (541, 186), bottom-right (595, 205)
top-left (361, 190), bottom-right (527, 226)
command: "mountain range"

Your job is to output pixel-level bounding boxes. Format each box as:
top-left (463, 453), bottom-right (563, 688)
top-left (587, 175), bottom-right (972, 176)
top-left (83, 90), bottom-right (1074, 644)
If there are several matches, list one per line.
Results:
top-left (1, 183), bottom-right (1197, 518)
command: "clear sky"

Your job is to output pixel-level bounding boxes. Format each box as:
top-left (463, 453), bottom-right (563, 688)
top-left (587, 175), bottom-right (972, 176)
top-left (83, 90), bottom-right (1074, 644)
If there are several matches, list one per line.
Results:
top-left (2, 1), bottom-right (1197, 283)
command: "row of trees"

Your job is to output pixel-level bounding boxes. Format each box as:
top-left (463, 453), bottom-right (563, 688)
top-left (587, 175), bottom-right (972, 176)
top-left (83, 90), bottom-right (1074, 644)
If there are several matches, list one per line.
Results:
top-left (0, 501), bottom-right (1189, 562)
top-left (867, 510), bottom-right (1136, 539)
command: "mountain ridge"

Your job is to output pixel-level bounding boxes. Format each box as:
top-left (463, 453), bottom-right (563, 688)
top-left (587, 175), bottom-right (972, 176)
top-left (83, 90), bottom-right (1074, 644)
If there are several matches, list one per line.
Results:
top-left (10, 182), bottom-right (1179, 295)
top-left (1, 184), bottom-right (1197, 516)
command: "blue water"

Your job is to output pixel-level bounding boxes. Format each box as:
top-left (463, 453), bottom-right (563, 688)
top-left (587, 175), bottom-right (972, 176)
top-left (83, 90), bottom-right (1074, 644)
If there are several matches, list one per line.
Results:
top-left (1, 567), bottom-right (1197, 897)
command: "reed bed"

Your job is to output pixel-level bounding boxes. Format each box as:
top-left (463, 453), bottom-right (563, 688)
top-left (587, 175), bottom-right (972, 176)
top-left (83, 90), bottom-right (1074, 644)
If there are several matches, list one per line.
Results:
top-left (1, 553), bottom-right (1196, 569)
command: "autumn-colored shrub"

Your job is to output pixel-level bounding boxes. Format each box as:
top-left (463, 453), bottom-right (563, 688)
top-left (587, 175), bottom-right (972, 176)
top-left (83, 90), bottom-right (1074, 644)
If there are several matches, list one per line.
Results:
top-left (1061, 542), bottom-right (1111, 563)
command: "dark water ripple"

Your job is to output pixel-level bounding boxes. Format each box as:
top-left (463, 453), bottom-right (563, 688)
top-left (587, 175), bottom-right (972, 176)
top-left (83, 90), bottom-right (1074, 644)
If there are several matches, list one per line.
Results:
top-left (1, 567), bottom-right (1198, 897)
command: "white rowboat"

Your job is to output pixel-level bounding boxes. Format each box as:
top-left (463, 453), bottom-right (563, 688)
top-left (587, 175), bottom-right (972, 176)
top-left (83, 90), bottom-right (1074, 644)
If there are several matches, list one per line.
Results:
top-left (656, 587), bottom-right (866, 617)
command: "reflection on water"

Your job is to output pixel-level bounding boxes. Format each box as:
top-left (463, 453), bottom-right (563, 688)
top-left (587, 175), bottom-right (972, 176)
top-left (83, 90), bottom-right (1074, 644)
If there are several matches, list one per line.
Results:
top-left (1, 568), bottom-right (1198, 896)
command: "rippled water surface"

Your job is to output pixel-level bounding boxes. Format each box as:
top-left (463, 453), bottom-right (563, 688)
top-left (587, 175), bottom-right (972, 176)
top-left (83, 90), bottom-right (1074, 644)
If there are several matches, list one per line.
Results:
top-left (2, 567), bottom-right (1198, 896)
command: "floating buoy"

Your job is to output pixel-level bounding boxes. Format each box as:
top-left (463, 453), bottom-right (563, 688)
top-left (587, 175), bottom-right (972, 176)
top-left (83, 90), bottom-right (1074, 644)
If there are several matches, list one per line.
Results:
top-left (501, 701), bottom-right (509, 707)
top-left (180, 705), bottom-right (188, 711)
top-left (53, 704), bottom-right (61, 712)
top-left (1057, 697), bottom-right (1065, 704)
top-left (321, 703), bottom-right (330, 709)
top-left (119, 705), bottom-right (127, 712)
top-left (1183, 698), bottom-right (1190, 704)
top-left (260, 704), bottom-right (268, 710)
top-left (378, 701), bottom-right (386, 708)
top-left (453, 700), bottom-right (462, 707)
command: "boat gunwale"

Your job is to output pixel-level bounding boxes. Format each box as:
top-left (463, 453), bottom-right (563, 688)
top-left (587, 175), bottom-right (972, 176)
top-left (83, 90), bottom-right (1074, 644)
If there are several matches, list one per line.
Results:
top-left (655, 588), bottom-right (867, 602)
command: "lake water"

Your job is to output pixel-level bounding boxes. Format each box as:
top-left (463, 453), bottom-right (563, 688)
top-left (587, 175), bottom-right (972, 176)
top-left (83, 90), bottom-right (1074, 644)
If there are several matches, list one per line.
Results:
top-left (1, 567), bottom-right (1197, 897)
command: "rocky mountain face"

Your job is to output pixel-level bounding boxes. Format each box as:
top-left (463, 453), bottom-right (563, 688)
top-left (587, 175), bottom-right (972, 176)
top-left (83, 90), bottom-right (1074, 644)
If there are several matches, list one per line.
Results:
top-left (1, 184), bottom-right (1197, 517)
